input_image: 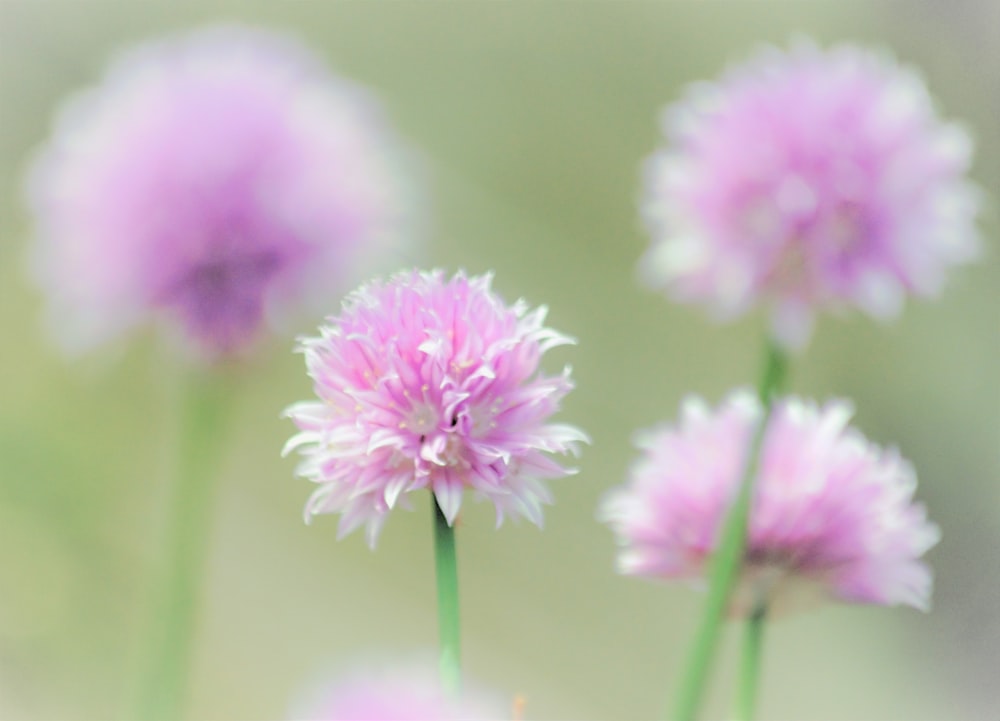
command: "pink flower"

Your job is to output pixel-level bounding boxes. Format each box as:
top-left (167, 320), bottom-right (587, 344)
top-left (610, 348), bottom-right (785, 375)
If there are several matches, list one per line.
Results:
top-left (284, 269), bottom-right (589, 546)
top-left (292, 663), bottom-right (505, 721)
top-left (640, 41), bottom-right (979, 348)
top-left (598, 391), bottom-right (940, 615)
top-left (26, 25), bottom-right (418, 358)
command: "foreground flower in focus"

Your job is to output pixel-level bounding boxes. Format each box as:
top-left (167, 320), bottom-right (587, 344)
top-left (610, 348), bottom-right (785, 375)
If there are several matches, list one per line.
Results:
top-left (284, 269), bottom-right (589, 546)
top-left (27, 25), bottom-right (417, 357)
top-left (293, 663), bottom-right (504, 721)
top-left (641, 41), bottom-right (979, 348)
top-left (599, 391), bottom-right (939, 615)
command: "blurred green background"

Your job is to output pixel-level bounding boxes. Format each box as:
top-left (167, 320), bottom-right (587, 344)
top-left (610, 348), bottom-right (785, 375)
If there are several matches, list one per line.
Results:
top-left (1, 2), bottom-right (998, 719)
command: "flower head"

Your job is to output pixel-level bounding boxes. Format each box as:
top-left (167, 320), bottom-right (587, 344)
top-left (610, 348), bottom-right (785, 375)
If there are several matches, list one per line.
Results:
top-left (599, 391), bottom-right (939, 615)
top-left (293, 663), bottom-right (504, 721)
top-left (27, 25), bottom-right (417, 357)
top-left (641, 41), bottom-right (979, 348)
top-left (284, 269), bottom-right (588, 546)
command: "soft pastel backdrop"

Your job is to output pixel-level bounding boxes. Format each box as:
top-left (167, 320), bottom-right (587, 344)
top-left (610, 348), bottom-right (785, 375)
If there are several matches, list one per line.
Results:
top-left (1, 3), bottom-right (997, 720)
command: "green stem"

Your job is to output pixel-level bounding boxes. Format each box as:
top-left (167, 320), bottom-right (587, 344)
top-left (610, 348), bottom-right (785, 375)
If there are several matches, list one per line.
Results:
top-left (670, 341), bottom-right (787, 721)
top-left (736, 603), bottom-right (768, 721)
top-left (136, 371), bottom-right (233, 721)
top-left (432, 496), bottom-right (462, 695)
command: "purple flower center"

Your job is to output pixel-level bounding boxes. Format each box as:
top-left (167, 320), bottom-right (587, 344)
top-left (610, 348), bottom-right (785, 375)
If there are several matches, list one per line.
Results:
top-left (166, 246), bottom-right (284, 352)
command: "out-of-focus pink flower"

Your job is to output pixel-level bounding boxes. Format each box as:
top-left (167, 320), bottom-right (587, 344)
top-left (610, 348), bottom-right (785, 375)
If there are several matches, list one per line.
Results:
top-left (27, 25), bottom-right (418, 358)
top-left (293, 663), bottom-right (505, 721)
top-left (640, 41), bottom-right (979, 348)
top-left (284, 269), bottom-right (589, 546)
top-left (599, 390), bottom-right (940, 615)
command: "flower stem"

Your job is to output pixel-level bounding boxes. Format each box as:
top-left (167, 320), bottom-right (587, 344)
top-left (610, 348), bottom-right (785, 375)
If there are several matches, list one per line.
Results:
top-left (432, 496), bottom-right (462, 695)
top-left (670, 341), bottom-right (787, 721)
top-left (137, 371), bottom-right (234, 721)
top-left (736, 602), bottom-right (768, 721)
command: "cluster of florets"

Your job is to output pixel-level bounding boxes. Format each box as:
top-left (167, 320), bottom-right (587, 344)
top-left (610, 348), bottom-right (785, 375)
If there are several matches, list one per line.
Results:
top-left (294, 663), bottom-right (504, 721)
top-left (641, 41), bottom-right (979, 347)
top-left (599, 391), bottom-right (940, 615)
top-left (27, 25), bottom-right (417, 357)
top-left (284, 269), bottom-right (589, 546)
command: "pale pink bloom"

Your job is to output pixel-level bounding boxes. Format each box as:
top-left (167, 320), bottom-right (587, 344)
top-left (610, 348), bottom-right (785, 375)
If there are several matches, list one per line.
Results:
top-left (641, 41), bottom-right (979, 348)
top-left (599, 390), bottom-right (940, 615)
top-left (27, 25), bottom-right (418, 357)
top-left (284, 269), bottom-right (589, 546)
top-left (293, 663), bottom-right (505, 721)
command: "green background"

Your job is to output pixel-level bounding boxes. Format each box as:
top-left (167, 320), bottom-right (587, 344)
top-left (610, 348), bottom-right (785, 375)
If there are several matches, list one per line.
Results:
top-left (1, 2), bottom-right (998, 719)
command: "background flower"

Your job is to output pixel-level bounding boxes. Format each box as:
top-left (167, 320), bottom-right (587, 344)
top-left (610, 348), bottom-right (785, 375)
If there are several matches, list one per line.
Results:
top-left (285, 269), bottom-right (588, 546)
top-left (26, 24), bottom-right (418, 357)
top-left (599, 390), bottom-right (940, 615)
top-left (641, 41), bottom-right (980, 348)
top-left (291, 662), bottom-right (506, 721)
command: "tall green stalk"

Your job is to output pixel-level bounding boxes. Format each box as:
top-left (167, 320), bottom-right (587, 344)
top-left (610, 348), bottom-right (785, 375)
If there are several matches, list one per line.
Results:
top-left (736, 602), bottom-right (768, 721)
top-left (136, 371), bottom-right (234, 721)
top-left (670, 341), bottom-right (787, 721)
top-left (432, 497), bottom-right (461, 695)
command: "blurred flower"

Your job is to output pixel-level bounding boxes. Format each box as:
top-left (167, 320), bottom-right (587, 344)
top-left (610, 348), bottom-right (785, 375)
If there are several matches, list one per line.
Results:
top-left (598, 390), bottom-right (940, 615)
top-left (284, 269), bottom-right (588, 546)
top-left (640, 41), bottom-right (979, 348)
top-left (293, 663), bottom-right (504, 721)
top-left (27, 25), bottom-right (418, 358)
